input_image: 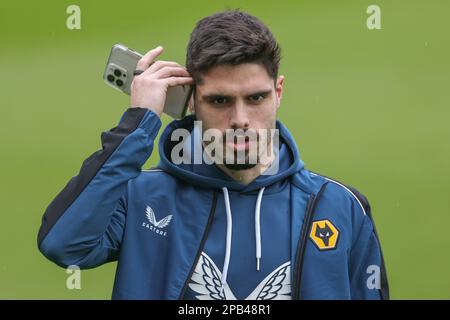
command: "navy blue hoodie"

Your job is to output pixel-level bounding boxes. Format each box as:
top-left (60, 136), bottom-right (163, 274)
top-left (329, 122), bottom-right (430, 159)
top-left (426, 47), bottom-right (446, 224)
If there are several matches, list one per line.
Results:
top-left (38, 107), bottom-right (389, 299)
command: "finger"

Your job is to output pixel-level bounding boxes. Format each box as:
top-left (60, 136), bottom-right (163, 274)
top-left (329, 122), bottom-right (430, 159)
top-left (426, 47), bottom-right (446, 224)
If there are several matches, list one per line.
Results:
top-left (136, 46), bottom-right (164, 70)
top-left (138, 61), bottom-right (185, 78)
top-left (165, 76), bottom-right (194, 87)
top-left (151, 66), bottom-right (190, 79)
top-left (146, 60), bottom-right (185, 74)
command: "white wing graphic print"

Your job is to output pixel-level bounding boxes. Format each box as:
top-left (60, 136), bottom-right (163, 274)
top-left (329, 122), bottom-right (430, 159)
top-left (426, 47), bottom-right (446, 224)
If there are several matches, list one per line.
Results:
top-left (146, 206), bottom-right (173, 228)
top-left (188, 252), bottom-right (237, 300)
top-left (146, 206), bottom-right (157, 226)
top-left (155, 214), bottom-right (173, 228)
top-left (245, 261), bottom-right (291, 300)
top-left (188, 252), bottom-right (291, 300)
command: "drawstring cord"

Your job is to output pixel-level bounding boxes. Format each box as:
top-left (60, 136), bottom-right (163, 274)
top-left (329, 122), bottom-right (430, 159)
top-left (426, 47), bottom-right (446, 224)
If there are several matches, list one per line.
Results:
top-left (255, 187), bottom-right (265, 271)
top-left (221, 187), bottom-right (233, 295)
top-left (220, 186), bottom-right (266, 294)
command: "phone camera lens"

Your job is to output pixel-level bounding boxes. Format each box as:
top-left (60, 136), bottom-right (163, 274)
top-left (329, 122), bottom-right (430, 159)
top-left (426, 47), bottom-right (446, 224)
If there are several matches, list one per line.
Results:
top-left (114, 69), bottom-right (122, 77)
top-left (107, 75), bottom-right (115, 82)
top-left (116, 79), bottom-right (124, 87)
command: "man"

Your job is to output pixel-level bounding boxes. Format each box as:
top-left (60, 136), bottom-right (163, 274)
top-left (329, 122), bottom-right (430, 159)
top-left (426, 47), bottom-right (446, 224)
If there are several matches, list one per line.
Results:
top-left (37, 10), bottom-right (389, 300)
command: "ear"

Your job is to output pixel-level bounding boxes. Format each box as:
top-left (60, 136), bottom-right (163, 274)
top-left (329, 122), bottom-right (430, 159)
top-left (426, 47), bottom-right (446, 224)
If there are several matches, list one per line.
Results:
top-left (188, 93), bottom-right (195, 114)
top-left (275, 75), bottom-right (285, 109)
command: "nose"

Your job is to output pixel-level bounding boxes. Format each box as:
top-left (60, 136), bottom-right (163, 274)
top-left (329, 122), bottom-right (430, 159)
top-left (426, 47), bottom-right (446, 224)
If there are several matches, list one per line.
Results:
top-left (229, 102), bottom-right (250, 130)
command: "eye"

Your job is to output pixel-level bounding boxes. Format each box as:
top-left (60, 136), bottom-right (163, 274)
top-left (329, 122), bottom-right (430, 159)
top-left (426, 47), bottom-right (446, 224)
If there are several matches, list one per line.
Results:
top-left (249, 94), bottom-right (265, 102)
top-left (212, 97), bottom-right (228, 105)
top-left (319, 233), bottom-right (324, 237)
top-left (326, 232), bottom-right (330, 237)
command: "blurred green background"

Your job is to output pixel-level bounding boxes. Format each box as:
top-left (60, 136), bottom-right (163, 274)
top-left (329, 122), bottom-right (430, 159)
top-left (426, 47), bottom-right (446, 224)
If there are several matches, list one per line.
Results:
top-left (0, 0), bottom-right (449, 299)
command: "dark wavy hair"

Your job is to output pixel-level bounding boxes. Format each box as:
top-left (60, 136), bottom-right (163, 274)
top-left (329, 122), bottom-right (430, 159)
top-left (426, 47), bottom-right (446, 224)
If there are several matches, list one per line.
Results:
top-left (186, 10), bottom-right (281, 86)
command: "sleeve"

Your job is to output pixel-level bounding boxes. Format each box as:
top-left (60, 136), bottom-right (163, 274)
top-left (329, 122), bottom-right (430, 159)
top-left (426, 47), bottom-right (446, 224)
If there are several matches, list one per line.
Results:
top-left (37, 107), bottom-right (161, 269)
top-left (347, 190), bottom-right (390, 300)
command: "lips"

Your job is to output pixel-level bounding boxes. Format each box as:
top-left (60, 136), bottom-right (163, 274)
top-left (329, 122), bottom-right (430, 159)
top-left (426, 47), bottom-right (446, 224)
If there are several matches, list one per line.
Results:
top-left (228, 140), bottom-right (249, 151)
top-left (225, 136), bottom-right (252, 151)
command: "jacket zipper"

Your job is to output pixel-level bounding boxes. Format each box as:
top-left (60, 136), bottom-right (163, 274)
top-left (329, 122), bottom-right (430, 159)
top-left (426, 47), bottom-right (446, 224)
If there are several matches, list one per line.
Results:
top-left (292, 182), bottom-right (328, 300)
top-left (178, 190), bottom-right (219, 299)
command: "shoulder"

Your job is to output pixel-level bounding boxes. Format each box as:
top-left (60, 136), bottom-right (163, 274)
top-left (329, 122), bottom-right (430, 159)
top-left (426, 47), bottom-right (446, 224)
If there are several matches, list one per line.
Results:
top-left (292, 169), bottom-right (370, 217)
top-left (310, 171), bottom-right (370, 217)
top-left (129, 167), bottom-right (179, 188)
top-left (299, 170), bottom-right (373, 239)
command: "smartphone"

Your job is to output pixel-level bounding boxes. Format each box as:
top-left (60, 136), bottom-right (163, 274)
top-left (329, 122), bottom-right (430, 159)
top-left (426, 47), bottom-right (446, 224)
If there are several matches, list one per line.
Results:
top-left (103, 43), bottom-right (193, 119)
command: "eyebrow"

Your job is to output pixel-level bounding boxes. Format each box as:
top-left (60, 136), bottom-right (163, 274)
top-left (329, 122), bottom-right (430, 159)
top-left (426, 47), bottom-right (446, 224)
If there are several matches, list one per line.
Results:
top-left (201, 89), bottom-right (272, 101)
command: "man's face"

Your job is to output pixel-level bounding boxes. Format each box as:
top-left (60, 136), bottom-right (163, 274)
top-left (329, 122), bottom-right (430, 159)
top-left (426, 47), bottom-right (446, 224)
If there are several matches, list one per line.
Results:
top-left (190, 63), bottom-right (284, 169)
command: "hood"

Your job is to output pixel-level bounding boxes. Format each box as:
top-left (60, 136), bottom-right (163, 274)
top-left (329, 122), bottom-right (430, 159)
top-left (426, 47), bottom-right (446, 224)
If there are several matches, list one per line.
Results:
top-left (158, 114), bottom-right (304, 192)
